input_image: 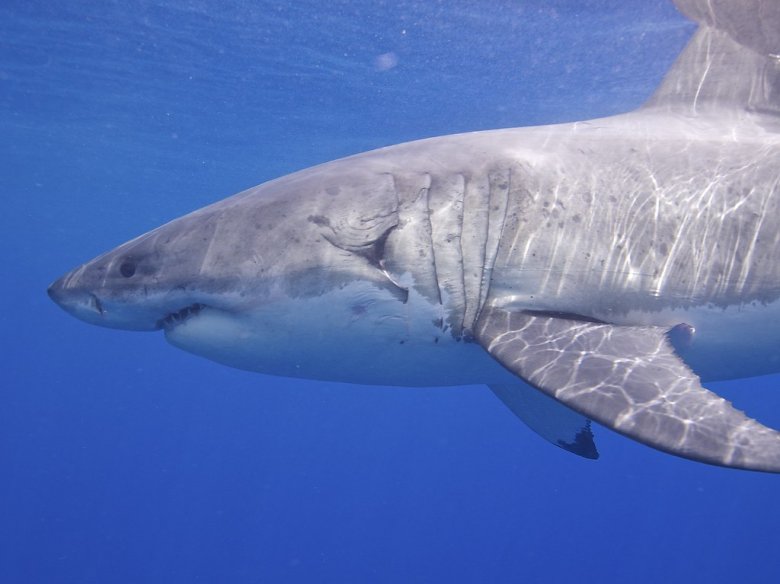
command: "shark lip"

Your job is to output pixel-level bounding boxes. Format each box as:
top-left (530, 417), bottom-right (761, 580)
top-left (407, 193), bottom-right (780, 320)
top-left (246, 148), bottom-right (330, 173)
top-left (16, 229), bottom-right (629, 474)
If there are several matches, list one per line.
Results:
top-left (157, 303), bottom-right (208, 330)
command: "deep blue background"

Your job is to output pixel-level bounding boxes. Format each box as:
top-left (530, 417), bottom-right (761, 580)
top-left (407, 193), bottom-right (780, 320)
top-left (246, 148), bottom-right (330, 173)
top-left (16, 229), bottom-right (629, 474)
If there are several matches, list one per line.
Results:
top-left (2, 1), bottom-right (779, 582)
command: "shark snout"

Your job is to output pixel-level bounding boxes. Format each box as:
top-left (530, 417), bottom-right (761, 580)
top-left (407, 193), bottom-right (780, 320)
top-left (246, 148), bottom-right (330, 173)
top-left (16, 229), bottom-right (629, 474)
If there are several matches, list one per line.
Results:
top-left (47, 270), bottom-right (202, 332)
top-left (48, 276), bottom-right (106, 323)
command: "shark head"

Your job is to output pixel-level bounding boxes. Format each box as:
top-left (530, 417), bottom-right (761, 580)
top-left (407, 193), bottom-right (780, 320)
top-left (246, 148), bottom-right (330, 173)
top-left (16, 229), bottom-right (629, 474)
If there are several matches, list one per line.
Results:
top-left (48, 211), bottom-right (229, 332)
top-left (49, 161), bottom-right (407, 323)
top-left (47, 161), bottom-right (433, 379)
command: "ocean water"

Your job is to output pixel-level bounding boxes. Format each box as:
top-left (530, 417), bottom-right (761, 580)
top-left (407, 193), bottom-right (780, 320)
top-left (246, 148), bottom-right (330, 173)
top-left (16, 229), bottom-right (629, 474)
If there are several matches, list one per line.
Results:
top-left (2, 1), bottom-right (779, 582)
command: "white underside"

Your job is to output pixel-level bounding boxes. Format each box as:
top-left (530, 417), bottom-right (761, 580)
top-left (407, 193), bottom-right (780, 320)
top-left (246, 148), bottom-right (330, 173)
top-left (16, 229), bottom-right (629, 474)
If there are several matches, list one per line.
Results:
top-left (164, 278), bottom-right (780, 386)
top-left (164, 282), bottom-right (517, 386)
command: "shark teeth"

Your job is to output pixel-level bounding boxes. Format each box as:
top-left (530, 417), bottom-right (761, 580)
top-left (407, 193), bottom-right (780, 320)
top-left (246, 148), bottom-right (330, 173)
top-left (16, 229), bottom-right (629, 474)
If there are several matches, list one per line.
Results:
top-left (157, 303), bottom-right (206, 330)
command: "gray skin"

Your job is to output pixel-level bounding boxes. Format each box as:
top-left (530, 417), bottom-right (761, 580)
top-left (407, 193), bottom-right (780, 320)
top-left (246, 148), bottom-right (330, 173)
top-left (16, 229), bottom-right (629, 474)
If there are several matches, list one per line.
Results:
top-left (49, 0), bottom-right (780, 472)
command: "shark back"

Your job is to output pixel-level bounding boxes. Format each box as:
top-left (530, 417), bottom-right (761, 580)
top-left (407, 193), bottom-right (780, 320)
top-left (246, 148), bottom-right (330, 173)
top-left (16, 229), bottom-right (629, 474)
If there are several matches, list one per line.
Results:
top-left (645, 0), bottom-right (780, 121)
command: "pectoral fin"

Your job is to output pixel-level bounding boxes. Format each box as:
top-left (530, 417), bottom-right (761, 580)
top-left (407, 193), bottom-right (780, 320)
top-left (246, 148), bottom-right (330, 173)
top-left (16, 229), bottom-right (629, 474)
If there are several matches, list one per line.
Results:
top-left (490, 384), bottom-right (598, 459)
top-left (476, 307), bottom-right (780, 473)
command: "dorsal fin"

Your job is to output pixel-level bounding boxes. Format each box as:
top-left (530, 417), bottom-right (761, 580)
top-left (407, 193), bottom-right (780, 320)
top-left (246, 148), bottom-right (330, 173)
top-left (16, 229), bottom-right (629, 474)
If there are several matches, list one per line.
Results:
top-left (644, 0), bottom-right (780, 117)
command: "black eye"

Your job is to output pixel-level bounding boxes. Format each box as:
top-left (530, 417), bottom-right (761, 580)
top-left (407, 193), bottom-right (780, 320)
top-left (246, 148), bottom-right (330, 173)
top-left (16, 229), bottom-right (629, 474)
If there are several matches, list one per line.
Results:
top-left (119, 260), bottom-right (136, 278)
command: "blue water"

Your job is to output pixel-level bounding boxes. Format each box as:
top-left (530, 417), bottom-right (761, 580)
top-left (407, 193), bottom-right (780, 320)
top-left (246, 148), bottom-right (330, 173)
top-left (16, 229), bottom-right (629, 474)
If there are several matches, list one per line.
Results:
top-left (2, 1), bottom-right (780, 582)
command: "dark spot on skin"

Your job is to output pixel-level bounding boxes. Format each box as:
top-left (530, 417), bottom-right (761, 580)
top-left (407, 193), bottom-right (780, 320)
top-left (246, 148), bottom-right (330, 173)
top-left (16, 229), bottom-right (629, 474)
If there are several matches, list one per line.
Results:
top-left (119, 260), bottom-right (136, 278)
top-left (572, 214), bottom-right (582, 223)
top-left (308, 215), bottom-right (330, 227)
top-left (434, 337), bottom-right (439, 343)
top-left (399, 340), bottom-right (405, 344)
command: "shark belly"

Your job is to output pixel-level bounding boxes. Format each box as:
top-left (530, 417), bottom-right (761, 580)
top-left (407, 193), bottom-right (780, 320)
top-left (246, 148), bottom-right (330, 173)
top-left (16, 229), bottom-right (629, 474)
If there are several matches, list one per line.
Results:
top-left (164, 281), bottom-right (517, 387)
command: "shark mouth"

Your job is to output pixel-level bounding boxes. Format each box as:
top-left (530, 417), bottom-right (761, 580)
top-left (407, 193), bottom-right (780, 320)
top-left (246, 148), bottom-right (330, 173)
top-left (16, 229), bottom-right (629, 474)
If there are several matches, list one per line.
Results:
top-left (157, 303), bottom-right (207, 330)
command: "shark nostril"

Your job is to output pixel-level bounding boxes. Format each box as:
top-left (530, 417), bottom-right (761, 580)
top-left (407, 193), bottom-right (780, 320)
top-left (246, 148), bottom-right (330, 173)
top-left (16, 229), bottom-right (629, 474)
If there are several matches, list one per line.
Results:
top-left (89, 293), bottom-right (104, 315)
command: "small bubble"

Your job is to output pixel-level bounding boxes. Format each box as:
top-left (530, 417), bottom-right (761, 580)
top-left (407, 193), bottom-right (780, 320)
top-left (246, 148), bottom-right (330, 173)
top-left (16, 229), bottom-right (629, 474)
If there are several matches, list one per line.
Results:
top-left (373, 52), bottom-right (399, 72)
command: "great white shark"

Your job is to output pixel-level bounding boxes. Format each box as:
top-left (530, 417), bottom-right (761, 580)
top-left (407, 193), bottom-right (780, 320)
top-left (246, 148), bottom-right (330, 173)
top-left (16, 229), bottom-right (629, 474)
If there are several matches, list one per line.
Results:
top-left (49, 0), bottom-right (780, 472)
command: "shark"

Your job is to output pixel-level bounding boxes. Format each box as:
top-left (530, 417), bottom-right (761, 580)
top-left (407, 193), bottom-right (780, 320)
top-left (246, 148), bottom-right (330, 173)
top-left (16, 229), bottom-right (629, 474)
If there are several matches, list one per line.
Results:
top-left (48, 0), bottom-right (780, 472)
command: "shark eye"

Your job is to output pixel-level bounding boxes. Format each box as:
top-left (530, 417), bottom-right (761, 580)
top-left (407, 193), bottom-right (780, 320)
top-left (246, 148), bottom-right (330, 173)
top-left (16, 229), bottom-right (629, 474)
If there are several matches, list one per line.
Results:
top-left (119, 260), bottom-right (137, 278)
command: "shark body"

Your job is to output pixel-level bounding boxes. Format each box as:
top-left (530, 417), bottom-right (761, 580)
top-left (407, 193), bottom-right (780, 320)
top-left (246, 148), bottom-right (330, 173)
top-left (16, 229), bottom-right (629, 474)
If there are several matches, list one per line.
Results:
top-left (49, 0), bottom-right (780, 471)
